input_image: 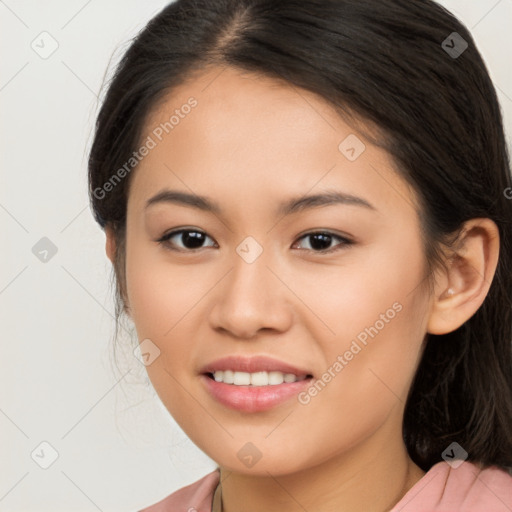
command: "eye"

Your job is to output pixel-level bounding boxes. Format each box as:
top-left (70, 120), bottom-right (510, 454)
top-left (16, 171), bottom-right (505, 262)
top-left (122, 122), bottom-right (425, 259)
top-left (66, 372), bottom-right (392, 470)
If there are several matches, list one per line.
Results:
top-left (156, 228), bottom-right (353, 254)
top-left (292, 231), bottom-right (354, 253)
top-left (156, 228), bottom-right (217, 251)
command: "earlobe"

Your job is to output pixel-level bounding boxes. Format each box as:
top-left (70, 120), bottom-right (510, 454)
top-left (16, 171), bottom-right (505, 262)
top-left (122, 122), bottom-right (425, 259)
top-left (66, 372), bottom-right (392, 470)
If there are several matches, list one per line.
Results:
top-left (427, 218), bottom-right (500, 335)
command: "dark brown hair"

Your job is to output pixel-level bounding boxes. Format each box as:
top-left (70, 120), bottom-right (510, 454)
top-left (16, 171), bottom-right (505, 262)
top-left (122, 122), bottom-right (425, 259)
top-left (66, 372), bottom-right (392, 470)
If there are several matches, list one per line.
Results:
top-left (88, 0), bottom-right (512, 472)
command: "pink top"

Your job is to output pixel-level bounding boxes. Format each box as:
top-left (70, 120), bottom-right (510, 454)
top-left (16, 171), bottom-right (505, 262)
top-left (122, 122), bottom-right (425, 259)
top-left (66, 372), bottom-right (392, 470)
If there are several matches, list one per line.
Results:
top-left (139, 460), bottom-right (512, 512)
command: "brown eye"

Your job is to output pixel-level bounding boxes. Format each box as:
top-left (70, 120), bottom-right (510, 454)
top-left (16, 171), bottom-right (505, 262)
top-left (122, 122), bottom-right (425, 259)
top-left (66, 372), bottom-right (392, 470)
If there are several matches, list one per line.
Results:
top-left (293, 232), bottom-right (353, 253)
top-left (157, 229), bottom-right (217, 251)
top-left (156, 229), bottom-right (353, 254)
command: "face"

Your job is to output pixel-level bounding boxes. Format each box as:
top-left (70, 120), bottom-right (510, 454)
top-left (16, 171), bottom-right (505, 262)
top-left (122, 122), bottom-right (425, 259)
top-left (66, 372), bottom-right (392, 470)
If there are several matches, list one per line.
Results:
top-left (119, 66), bottom-right (433, 475)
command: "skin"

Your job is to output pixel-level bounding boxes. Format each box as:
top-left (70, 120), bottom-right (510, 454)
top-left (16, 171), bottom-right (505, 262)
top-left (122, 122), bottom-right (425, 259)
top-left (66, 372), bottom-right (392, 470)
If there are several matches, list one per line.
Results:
top-left (105, 66), bottom-right (500, 512)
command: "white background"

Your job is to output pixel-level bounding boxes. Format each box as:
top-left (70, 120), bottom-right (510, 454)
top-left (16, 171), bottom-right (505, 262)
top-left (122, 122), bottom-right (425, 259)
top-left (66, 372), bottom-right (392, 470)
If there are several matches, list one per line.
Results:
top-left (1, 1), bottom-right (511, 510)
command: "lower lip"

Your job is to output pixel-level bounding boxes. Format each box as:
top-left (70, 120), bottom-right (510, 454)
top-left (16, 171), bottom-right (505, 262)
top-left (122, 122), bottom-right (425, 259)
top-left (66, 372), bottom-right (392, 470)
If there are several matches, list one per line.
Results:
top-left (200, 374), bottom-right (313, 413)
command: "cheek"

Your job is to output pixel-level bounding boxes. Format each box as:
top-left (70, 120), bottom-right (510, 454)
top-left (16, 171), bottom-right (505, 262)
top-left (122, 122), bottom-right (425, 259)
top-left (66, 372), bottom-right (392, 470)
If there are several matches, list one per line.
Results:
top-left (125, 240), bottom-right (210, 338)
top-left (124, 240), bottom-right (220, 402)
top-left (295, 236), bottom-right (426, 346)
top-left (297, 235), bottom-right (428, 401)
top-left (291, 285), bottom-right (427, 465)
top-left (124, 243), bottom-right (207, 415)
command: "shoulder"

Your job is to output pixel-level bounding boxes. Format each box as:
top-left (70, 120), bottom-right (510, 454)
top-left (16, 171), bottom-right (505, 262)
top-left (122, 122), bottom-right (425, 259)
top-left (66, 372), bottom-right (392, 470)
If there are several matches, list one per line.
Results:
top-left (138, 469), bottom-right (220, 512)
top-left (392, 460), bottom-right (512, 511)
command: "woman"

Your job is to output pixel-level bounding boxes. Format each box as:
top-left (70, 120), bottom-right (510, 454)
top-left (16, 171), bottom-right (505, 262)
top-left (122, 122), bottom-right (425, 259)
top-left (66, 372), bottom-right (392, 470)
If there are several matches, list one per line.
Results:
top-left (88, 0), bottom-right (512, 510)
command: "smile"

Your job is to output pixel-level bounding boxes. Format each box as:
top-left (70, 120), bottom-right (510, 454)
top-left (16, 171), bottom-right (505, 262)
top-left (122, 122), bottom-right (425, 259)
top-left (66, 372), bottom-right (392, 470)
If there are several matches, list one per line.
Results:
top-left (208, 370), bottom-right (310, 386)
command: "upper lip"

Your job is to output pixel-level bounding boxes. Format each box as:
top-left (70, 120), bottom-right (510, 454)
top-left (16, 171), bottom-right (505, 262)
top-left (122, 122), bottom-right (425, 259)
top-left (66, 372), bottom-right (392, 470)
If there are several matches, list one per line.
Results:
top-left (199, 355), bottom-right (313, 377)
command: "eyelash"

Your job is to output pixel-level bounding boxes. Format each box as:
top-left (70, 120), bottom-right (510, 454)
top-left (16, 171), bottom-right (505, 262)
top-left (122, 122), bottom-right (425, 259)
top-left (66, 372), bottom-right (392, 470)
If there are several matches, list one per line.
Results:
top-left (155, 228), bottom-right (354, 254)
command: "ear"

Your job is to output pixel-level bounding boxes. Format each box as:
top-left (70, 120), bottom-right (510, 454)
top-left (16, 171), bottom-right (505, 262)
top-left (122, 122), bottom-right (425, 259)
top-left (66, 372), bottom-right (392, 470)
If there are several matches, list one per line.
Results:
top-left (427, 218), bottom-right (500, 335)
top-left (105, 225), bottom-right (116, 264)
top-left (104, 226), bottom-right (131, 316)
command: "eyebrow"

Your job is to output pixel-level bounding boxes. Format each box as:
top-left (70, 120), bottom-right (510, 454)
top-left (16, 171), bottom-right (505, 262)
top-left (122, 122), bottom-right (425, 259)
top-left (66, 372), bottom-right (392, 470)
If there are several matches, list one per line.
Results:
top-left (145, 189), bottom-right (377, 216)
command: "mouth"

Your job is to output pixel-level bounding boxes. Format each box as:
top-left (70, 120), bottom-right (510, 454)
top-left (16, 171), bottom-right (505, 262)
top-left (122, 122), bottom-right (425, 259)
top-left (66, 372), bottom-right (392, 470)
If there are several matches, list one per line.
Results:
top-left (199, 355), bottom-right (315, 411)
top-left (200, 371), bottom-right (314, 413)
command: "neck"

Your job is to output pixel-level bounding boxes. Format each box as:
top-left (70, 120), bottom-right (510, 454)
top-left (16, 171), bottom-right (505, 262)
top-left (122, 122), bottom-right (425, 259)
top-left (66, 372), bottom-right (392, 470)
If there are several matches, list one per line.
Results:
top-left (218, 424), bottom-right (425, 512)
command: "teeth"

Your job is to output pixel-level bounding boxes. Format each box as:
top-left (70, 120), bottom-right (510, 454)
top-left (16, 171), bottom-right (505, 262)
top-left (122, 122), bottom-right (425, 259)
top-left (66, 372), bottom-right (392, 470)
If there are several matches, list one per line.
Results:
top-left (212, 370), bottom-right (306, 386)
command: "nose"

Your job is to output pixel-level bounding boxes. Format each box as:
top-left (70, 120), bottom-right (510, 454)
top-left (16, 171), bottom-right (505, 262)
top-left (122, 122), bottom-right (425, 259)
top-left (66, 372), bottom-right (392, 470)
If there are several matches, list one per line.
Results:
top-left (208, 248), bottom-right (294, 339)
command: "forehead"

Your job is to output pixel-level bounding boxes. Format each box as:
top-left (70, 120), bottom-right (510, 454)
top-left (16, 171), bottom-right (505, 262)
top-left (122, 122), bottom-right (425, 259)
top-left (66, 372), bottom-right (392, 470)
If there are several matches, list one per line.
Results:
top-left (130, 65), bottom-right (419, 220)
top-left (142, 65), bottom-right (352, 152)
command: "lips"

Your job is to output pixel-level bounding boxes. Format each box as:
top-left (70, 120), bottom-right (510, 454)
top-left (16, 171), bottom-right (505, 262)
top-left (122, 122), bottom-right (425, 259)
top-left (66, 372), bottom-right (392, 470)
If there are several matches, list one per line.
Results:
top-left (199, 355), bottom-right (313, 378)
